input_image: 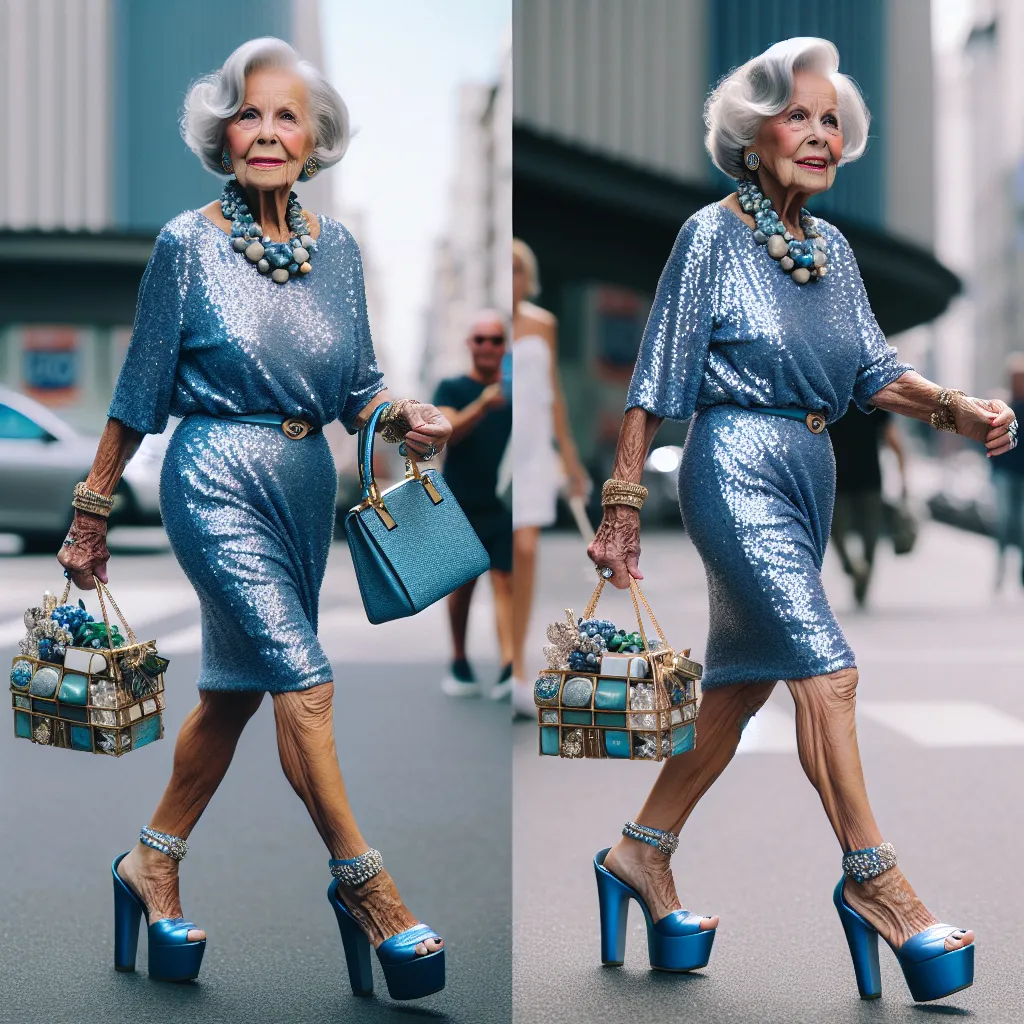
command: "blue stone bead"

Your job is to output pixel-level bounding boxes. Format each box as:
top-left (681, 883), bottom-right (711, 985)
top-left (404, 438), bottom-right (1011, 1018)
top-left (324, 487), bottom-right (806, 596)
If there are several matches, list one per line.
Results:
top-left (753, 230), bottom-right (767, 244)
top-left (794, 252), bottom-right (815, 269)
top-left (29, 666), bottom-right (59, 697)
top-left (562, 676), bottom-right (594, 707)
top-left (10, 659), bottom-right (33, 688)
top-left (534, 675), bottom-right (561, 704)
top-left (288, 263), bottom-right (299, 274)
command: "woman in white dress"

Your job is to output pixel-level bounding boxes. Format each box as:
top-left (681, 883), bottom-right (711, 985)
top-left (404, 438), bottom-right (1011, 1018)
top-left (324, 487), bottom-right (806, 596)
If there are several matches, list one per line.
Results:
top-left (511, 239), bottom-right (588, 716)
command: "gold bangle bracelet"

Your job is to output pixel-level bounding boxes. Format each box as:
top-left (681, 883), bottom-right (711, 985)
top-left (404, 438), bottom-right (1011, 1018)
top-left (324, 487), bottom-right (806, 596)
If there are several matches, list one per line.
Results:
top-left (72, 482), bottom-right (114, 514)
top-left (379, 399), bottom-right (413, 444)
top-left (601, 479), bottom-right (649, 509)
top-left (929, 388), bottom-right (964, 434)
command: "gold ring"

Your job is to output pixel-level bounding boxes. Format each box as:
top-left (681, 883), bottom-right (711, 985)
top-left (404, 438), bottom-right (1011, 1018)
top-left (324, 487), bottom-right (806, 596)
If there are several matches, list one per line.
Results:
top-left (281, 418), bottom-right (311, 440)
top-left (805, 412), bottom-right (826, 434)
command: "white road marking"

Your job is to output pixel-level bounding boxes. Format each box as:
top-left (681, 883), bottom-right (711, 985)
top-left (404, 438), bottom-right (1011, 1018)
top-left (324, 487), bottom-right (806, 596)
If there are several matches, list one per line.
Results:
top-left (736, 703), bottom-right (797, 754)
top-left (857, 700), bottom-right (1024, 748)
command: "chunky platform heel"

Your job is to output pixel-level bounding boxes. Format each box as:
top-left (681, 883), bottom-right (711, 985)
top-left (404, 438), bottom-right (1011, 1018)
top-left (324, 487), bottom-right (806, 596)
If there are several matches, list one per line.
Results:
top-left (594, 821), bottom-right (715, 973)
top-left (112, 827), bottom-right (206, 982)
top-left (327, 848), bottom-right (445, 1001)
top-left (834, 843), bottom-right (974, 1003)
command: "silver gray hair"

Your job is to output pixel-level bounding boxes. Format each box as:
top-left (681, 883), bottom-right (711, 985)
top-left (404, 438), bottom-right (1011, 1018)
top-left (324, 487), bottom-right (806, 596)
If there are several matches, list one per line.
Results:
top-left (704, 37), bottom-right (870, 180)
top-left (181, 37), bottom-right (349, 176)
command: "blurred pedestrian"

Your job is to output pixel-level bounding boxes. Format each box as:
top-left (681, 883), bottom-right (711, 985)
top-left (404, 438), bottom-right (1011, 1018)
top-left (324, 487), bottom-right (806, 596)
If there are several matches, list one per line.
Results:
top-left (993, 353), bottom-right (1024, 590)
top-left (56, 38), bottom-right (448, 998)
top-left (433, 310), bottom-right (513, 698)
top-left (587, 38), bottom-right (1017, 999)
top-left (510, 238), bottom-right (589, 716)
top-left (828, 407), bottom-right (908, 606)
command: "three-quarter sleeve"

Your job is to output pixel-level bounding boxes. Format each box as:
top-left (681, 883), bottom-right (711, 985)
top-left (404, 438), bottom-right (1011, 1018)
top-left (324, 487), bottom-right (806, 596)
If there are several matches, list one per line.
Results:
top-left (829, 229), bottom-right (913, 413)
top-left (107, 228), bottom-right (186, 435)
top-left (338, 234), bottom-right (386, 433)
top-left (625, 215), bottom-right (716, 421)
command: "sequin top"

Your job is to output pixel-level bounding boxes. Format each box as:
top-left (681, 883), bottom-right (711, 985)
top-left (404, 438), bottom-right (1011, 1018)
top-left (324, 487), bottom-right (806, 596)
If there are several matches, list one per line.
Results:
top-left (625, 203), bottom-right (911, 422)
top-left (109, 210), bottom-right (385, 435)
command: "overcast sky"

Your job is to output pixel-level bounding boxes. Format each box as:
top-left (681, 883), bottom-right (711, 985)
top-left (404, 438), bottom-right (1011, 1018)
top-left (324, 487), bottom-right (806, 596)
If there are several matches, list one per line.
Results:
top-left (320, 1), bottom-right (509, 391)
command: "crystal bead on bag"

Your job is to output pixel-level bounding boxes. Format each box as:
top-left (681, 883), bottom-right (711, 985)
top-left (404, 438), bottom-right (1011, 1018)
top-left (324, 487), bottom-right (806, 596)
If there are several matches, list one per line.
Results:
top-left (536, 575), bottom-right (701, 760)
top-left (10, 578), bottom-right (167, 755)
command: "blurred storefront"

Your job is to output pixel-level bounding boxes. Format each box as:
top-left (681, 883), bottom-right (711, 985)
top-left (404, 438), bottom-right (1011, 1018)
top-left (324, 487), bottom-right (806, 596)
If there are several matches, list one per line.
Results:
top-left (513, 0), bottom-right (961, 475)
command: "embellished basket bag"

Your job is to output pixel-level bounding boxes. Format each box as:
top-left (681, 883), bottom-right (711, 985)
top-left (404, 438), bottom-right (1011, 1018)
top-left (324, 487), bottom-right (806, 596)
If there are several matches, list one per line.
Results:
top-left (536, 576), bottom-right (701, 761)
top-left (9, 578), bottom-right (167, 756)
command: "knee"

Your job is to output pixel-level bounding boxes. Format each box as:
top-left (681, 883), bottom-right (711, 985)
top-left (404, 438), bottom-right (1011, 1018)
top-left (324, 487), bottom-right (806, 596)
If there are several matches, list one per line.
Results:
top-left (789, 667), bottom-right (859, 716)
top-left (274, 683), bottom-right (334, 740)
top-left (513, 528), bottom-right (539, 560)
top-left (197, 690), bottom-right (263, 729)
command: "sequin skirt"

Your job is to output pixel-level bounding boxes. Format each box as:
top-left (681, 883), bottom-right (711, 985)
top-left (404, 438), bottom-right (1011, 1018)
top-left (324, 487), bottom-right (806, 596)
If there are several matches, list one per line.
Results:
top-left (678, 406), bottom-right (856, 689)
top-left (160, 415), bottom-right (336, 692)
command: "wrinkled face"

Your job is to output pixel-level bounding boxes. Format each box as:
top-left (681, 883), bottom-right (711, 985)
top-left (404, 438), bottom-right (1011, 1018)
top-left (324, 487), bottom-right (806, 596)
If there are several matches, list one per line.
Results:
top-left (224, 67), bottom-right (316, 192)
top-left (512, 250), bottom-right (531, 307)
top-left (749, 70), bottom-right (843, 195)
top-left (466, 314), bottom-right (506, 373)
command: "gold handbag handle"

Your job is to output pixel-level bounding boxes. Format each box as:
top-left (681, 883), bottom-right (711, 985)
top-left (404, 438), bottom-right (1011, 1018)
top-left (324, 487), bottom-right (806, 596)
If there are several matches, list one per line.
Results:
top-left (59, 577), bottom-right (140, 653)
top-left (582, 575), bottom-right (668, 652)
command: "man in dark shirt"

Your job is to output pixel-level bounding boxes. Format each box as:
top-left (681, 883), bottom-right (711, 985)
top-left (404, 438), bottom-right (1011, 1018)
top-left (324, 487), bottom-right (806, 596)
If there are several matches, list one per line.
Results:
top-left (828, 406), bottom-right (907, 607)
top-left (432, 311), bottom-right (513, 698)
top-left (993, 356), bottom-right (1024, 589)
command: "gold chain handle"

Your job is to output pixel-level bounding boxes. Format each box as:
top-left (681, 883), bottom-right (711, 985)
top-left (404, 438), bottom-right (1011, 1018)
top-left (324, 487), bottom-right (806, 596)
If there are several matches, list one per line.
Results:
top-left (59, 577), bottom-right (139, 653)
top-left (582, 575), bottom-right (668, 650)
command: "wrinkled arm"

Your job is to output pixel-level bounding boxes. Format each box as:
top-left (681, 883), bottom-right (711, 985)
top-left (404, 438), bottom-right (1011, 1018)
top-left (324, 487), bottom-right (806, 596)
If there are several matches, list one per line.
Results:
top-left (56, 418), bottom-right (143, 589)
top-left (586, 407), bottom-right (663, 588)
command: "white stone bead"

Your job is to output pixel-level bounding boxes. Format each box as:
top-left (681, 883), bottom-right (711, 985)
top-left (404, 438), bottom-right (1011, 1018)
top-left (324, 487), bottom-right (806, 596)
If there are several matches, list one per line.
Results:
top-left (300, 234), bottom-right (314, 250)
top-left (813, 250), bottom-right (827, 267)
top-left (245, 242), bottom-right (265, 263)
top-left (271, 268), bottom-right (291, 284)
top-left (791, 268), bottom-right (811, 284)
top-left (780, 256), bottom-right (795, 272)
top-left (257, 259), bottom-right (271, 274)
top-left (291, 247), bottom-right (309, 264)
top-left (766, 235), bottom-right (789, 259)
top-left (232, 237), bottom-right (248, 252)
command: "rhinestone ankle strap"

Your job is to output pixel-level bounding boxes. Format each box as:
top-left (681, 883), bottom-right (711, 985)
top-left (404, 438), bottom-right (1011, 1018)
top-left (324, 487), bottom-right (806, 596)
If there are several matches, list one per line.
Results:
top-left (140, 825), bottom-right (188, 862)
top-left (842, 842), bottom-right (897, 883)
top-left (622, 821), bottom-right (679, 856)
top-left (330, 848), bottom-right (384, 888)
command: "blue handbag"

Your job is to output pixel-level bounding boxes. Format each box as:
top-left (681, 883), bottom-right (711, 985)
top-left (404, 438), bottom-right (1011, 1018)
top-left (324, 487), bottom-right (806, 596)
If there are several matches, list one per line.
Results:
top-left (345, 402), bottom-right (491, 624)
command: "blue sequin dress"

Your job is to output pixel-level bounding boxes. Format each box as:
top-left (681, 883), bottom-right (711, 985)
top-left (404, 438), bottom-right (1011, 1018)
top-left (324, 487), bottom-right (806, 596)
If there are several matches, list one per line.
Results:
top-left (626, 204), bottom-right (911, 689)
top-left (108, 211), bottom-right (385, 692)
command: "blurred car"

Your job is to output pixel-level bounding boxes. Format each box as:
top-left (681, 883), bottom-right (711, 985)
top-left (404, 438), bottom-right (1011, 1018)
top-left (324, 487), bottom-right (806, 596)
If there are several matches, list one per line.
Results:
top-left (0, 386), bottom-right (167, 551)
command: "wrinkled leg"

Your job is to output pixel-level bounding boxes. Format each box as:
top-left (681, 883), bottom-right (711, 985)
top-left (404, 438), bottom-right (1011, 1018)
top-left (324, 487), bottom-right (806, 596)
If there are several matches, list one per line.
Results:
top-left (117, 690), bottom-right (264, 940)
top-left (272, 683), bottom-right (441, 955)
top-left (602, 681), bottom-right (776, 924)
top-left (788, 668), bottom-right (973, 952)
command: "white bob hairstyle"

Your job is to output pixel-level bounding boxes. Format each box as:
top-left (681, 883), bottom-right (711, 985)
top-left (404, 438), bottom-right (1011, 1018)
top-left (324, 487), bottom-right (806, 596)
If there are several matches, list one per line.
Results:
top-left (704, 37), bottom-right (870, 180)
top-left (181, 36), bottom-right (349, 176)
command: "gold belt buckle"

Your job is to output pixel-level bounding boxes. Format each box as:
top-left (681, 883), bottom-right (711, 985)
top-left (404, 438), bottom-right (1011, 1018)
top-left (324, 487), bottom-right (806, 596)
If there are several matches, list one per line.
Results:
top-left (281, 418), bottom-right (311, 440)
top-left (805, 411), bottom-right (826, 434)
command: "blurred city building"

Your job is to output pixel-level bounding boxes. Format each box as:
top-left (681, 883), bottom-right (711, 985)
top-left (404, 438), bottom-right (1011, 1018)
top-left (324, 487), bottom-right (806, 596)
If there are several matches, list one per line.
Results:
top-left (420, 27), bottom-right (512, 391)
top-left (0, 0), bottom-right (386, 441)
top-left (513, 0), bottom-right (959, 472)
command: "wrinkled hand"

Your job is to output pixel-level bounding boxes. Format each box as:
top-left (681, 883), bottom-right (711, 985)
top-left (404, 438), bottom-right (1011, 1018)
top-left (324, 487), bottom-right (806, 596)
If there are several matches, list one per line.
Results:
top-left (56, 512), bottom-right (110, 591)
top-left (587, 506), bottom-right (642, 589)
top-left (952, 396), bottom-right (1017, 455)
top-left (396, 400), bottom-right (452, 460)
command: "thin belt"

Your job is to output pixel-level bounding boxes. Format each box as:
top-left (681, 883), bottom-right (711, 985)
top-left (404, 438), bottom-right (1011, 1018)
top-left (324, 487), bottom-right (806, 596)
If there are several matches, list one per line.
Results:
top-left (218, 412), bottom-right (321, 440)
top-left (747, 406), bottom-right (827, 434)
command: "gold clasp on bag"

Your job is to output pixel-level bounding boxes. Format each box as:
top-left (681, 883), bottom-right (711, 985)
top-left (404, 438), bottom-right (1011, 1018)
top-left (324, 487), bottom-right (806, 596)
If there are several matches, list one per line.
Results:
top-left (405, 458), bottom-right (443, 505)
top-left (358, 481), bottom-right (397, 530)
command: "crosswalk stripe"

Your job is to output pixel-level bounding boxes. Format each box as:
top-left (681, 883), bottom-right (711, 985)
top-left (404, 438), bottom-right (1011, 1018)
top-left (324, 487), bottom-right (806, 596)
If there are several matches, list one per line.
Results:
top-left (857, 700), bottom-right (1024, 747)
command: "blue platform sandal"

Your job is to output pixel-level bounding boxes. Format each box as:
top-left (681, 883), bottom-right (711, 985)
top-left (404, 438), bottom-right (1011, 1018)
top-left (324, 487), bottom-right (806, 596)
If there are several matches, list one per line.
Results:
top-left (328, 848), bottom-right (445, 1001)
top-left (833, 842), bottom-right (975, 1003)
top-left (595, 821), bottom-right (716, 973)
top-left (112, 826), bottom-right (206, 982)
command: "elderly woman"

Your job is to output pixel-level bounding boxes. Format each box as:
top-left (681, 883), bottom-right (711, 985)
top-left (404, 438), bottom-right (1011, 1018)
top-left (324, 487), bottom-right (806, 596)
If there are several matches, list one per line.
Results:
top-left (588, 38), bottom-right (1017, 1003)
top-left (56, 38), bottom-right (448, 1001)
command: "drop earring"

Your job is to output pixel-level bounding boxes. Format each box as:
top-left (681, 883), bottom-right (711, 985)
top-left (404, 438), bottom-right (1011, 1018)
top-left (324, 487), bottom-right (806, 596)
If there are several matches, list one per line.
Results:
top-left (220, 149), bottom-right (233, 174)
top-left (744, 151), bottom-right (760, 172)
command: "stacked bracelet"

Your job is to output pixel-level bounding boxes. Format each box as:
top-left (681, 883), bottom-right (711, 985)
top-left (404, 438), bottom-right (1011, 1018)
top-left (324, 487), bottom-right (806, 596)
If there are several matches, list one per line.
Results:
top-left (601, 479), bottom-right (649, 510)
top-left (379, 400), bottom-right (411, 445)
top-left (71, 482), bottom-right (114, 518)
top-left (930, 389), bottom-right (964, 434)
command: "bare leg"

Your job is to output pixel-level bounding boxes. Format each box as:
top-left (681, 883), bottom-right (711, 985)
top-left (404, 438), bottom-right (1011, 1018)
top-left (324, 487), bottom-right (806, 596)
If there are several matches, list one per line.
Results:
top-left (788, 668), bottom-right (973, 952)
top-left (273, 682), bottom-right (442, 956)
top-left (603, 681), bottom-right (776, 925)
top-left (491, 569), bottom-right (513, 667)
top-left (446, 577), bottom-right (477, 663)
top-left (512, 526), bottom-right (540, 680)
top-left (116, 690), bottom-right (264, 941)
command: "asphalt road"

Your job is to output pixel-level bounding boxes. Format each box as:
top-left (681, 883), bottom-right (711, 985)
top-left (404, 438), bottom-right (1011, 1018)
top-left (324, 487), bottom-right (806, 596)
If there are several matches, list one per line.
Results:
top-left (0, 539), bottom-right (511, 1024)
top-left (514, 523), bottom-right (1024, 1024)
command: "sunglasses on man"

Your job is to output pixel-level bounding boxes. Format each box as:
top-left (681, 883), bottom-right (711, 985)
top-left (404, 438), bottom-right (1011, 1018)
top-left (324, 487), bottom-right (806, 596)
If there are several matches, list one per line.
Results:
top-left (472, 334), bottom-right (506, 346)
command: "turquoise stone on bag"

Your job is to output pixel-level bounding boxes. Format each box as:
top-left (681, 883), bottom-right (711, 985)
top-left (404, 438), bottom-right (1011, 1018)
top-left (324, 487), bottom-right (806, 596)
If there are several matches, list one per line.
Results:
top-left (70, 725), bottom-right (93, 751)
top-left (10, 659), bottom-right (32, 689)
top-left (534, 675), bottom-right (560, 705)
top-left (540, 726), bottom-right (560, 755)
top-left (594, 679), bottom-right (627, 710)
top-left (31, 699), bottom-right (56, 715)
top-left (671, 723), bottom-right (695, 755)
top-left (561, 676), bottom-right (594, 707)
top-left (57, 672), bottom-right (88, 705)
top-left (605, 730), bottom-right (631, 758)
top-left (131, 714), bottom-right (162, 749)
top-left (14, 711), bottom-right (31, 738)
top-left (595, 712), bottom-right (627, 728)
top-left (29, 666), bottom-right (59, 697)
top-left (562, 710), bottom-right (592, 725)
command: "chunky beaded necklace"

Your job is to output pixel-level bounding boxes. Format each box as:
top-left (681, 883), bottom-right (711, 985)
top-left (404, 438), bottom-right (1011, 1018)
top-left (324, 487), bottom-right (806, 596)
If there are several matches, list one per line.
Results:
top-left (220, 179), bottom-right (316, 284)
top-left (736, 178), bottom-right (827, 285)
